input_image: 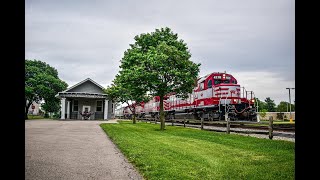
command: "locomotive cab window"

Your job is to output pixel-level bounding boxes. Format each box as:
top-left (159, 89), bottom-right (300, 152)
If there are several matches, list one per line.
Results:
top-left (214, 79), bottom-right (221, 85)
top-left (207, 79), bottom-right (212, 88)
top-left (200, 81), bottom-right (204, 90)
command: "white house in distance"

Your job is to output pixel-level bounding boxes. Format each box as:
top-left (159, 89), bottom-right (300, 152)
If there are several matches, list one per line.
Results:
top-left (27, 101), bottom-right (41, 115)
top-left (55, 78), bottom-right (115, 120)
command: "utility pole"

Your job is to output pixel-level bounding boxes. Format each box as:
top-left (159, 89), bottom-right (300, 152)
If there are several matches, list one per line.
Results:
top-left (286, 88), bottom-right (295, 123)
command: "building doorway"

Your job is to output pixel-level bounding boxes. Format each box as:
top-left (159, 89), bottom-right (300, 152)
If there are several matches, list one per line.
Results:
top-left (82, 105), bottom-right (91, 120)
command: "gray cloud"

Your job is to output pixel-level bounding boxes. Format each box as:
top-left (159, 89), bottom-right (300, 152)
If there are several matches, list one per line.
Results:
top-left (25, 0), bottom-right (294, 105)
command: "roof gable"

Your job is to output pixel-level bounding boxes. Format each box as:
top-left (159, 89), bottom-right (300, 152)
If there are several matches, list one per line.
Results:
top-left (64, 78), bottom-right (105, 94)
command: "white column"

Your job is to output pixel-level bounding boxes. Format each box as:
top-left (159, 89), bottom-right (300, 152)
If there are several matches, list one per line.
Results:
top-left (61, 98), bottom-right (66, 119)
top-left (104, 99), bottom-right (109, 120)
top-left (67, 101), bottom-right (70, 119)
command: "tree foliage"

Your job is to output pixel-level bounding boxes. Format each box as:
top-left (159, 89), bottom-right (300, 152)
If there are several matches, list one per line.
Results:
top-left (41, 98), bottom-right (61, 114)
top-left (276, 101), bottom-right (295, 112)
top-left (105, 74), bottom-right (150, 124)
top-left (291, 103), bottom-right (295, 112)
top-left (115, 27), bottom-right (200, 130)
top-left (264, 97), bottom-right (276, 112)
top-left (276, 101), bottom-right (289, 112)
top-left (255, 98), bottom-right (267, 112)
top-left (25, 59), bottom-right (68, 119)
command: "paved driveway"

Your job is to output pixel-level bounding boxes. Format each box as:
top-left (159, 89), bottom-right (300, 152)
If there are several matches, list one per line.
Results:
top-left (25, 120), bottom-right (143, 180)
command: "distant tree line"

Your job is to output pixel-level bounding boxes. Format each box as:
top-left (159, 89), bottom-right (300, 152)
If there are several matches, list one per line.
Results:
top-left (255, 97), bottom-right (295, 113)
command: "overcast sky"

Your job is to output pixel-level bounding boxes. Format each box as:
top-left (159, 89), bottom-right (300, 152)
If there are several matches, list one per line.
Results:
top-left (25, 0), bottom-right (295, 105)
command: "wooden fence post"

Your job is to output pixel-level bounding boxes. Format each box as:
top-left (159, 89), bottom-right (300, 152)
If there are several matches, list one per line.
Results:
top-left (155, 118), bottom-right (157, 124)
top-left (201, 118), bottom-right (204, 130)
top-left (171, 118), bottom-right (174, 126)
top-left (183, 117), bottom-right (186, 127)
top-left (226, 118), bottom-right (230, 134)
top-left (269, 116), bottom-right (273, 139)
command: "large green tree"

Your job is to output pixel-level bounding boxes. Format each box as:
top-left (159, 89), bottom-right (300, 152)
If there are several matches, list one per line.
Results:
top-left (277, 101), bottom-right (288, 112)
top-left (264, 97), bottom-right (276, 112)
top-left (25, 60), bottom-right (68, 119)
top-left (119, 27), bottom-right (200, 130)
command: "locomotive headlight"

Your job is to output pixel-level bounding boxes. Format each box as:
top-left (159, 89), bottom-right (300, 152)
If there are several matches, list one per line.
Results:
top-left (251, 99), bottom-right (255, 103)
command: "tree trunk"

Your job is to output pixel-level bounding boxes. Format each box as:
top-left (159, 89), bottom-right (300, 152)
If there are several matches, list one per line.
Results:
top-left (126, 102), bottom-right (137, 124)
top-left (132, 106), bottom-right (136, 124)
top-left (160, 96), bottom-right (165, 130)
top-left (133, 113), bottom-right (136, 124)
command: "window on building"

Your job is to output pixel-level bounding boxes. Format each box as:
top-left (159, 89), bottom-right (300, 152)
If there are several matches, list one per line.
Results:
top-left (73, 100), bottom-right (78, 112)
top-left (207, 80), bottom-right (212, 88)
top-left (96, 100), bottom-right (103, 112)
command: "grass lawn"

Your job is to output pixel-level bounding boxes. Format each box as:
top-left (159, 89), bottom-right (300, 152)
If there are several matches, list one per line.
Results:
top-left (100, 121), bottom-right (294, 180)
top-left (27, 115), bottom-right (46, 119)
top-left (26, 115), bottom-right (57, 120)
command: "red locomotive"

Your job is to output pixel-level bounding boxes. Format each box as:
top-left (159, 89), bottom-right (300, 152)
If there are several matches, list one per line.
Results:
top-left (117, 72), bottom-right (258, 121)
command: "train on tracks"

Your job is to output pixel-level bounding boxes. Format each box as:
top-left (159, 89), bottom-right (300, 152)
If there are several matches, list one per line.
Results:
top-left (115, 71), bottom-right (258, 121)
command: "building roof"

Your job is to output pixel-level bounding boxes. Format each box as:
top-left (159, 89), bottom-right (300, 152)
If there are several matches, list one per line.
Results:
top-left (55, 78), bottom-right (107, 98)
top-left (62, 78), bottom-right (104, 92)
top-left (55, 92), bottom-right (108, 99)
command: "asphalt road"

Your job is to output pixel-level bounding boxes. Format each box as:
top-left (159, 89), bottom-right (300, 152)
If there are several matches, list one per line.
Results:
top-left (25, 120), bottom-right (143, 180)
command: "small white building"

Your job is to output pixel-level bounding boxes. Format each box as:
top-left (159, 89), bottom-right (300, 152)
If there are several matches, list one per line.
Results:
top-left (55, 78), bottom-right (115, 120)
top-left (27, 101), bottom-right (41, 115)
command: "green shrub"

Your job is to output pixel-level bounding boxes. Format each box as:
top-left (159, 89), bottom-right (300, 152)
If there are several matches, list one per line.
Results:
top-left (53, 112), bottom-right (61, 119)
top-left (259, 109), bottom-right (267, 118)
top-left (277, 112), bottom-right (284, 120)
